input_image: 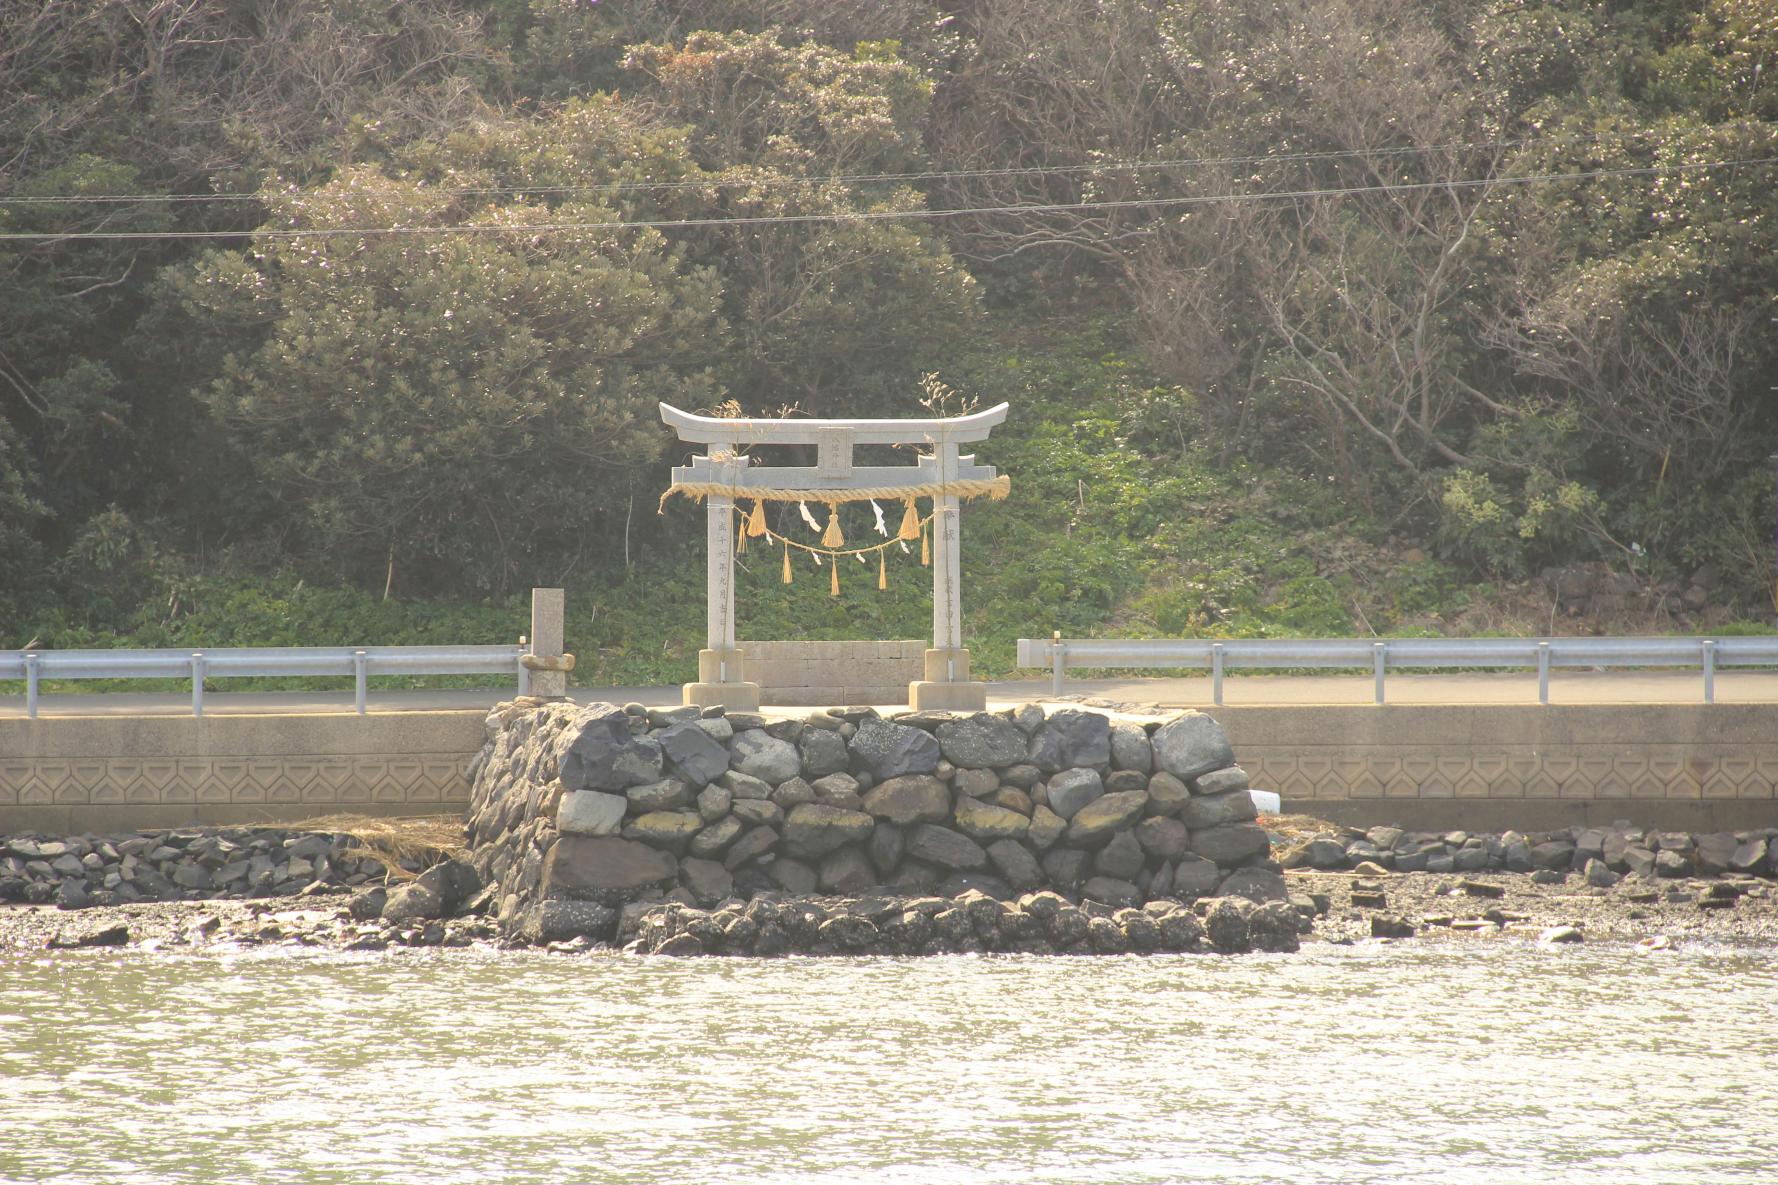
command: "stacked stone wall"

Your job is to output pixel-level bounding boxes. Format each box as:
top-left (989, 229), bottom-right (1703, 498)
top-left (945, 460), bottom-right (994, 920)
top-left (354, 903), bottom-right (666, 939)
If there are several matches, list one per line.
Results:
top-left (465, 700), bottom-right (1279, 944)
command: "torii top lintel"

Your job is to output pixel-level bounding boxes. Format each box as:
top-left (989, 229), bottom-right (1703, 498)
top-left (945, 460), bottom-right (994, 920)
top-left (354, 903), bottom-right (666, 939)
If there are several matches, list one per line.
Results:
top-left (659, 402), bottom-right (1009, 446)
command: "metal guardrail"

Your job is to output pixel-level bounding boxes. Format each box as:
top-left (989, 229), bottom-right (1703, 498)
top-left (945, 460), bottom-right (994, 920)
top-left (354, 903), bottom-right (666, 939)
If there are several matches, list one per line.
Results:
top-left (1, 644), bottom-right (529, 718)
top-left (1016, 634), bottom-right (1778, 705)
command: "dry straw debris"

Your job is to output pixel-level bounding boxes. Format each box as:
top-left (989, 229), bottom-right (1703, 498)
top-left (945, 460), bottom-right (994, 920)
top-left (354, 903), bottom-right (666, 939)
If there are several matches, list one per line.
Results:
top-left (263, 814), bottom-right (467, 881)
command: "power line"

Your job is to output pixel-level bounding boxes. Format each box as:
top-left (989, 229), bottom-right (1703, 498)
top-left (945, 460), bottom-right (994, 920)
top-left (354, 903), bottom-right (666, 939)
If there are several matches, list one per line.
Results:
top-left (0, 129), bottom-right (1685, 207)
top-left (0, 158), bottom-right (1770, 243)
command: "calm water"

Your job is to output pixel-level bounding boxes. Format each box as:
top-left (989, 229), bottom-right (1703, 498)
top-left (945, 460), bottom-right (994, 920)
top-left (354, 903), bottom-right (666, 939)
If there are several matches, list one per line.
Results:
top-left (2, 944), bottom-right (1774, 1185)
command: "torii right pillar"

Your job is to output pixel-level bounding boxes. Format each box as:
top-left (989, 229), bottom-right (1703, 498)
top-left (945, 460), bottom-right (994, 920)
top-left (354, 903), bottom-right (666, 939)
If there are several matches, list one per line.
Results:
top-left (910, 440), bottom-right (988, 712)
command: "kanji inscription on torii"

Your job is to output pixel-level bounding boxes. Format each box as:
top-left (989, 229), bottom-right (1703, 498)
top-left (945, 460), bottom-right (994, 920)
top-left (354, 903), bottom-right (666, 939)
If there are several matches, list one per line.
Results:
top-left (659, 401), bottom-right (1011, 711)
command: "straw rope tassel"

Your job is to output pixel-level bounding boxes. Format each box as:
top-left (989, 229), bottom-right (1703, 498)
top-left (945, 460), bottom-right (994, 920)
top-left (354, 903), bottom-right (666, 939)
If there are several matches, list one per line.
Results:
top-left (821, 503), bottom-right (844, 549)
top-left (736, 518), bottom-right (747, 555)
top-left (746, 499), bottom-right (767, 537)
top-left (830, 557), bottom-right (840, 597)
top-left (878, 549), bottom-right (887, 590)
top-left (897, 498), bottom-right (920, 540)
top-left (782, 542), bottom-right (792, 585)
top-left (920, 520), bottom-right (930, 566)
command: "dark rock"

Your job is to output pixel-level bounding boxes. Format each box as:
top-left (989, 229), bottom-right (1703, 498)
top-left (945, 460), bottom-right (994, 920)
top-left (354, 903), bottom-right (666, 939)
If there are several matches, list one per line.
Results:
top-left (1066, 791), bottom-right (1149, 846)
top-left (381, 881), bottom-right (444, 922)
top-left (986, 839), bottom-right (1043, 890)
top-left (1085, 915), bottom-right (1131, 952)
top-left (729, 729), bottom-right (801, 784)
top-left (770, 778), bottom-right (818, 809)
top-left (561, 704), bottom-right (666, 791)
top-left (861, 775), bottom-right (951, 825)
top-left (1729, 838), bottom-right (1769, 875)
top-left (1203, 897), bottom-right (1252, 953)
top-left (1134, 816), bottom-right (1190, 861)
top-left (1179, 788), bottom-right (1258, 830)
top-left (546, 836), bottom-right (677, 894)
top-left (1217, 867), bottom-right (1289, 904)
top-left (782, 804), bottom-right (875, 859)
top-left (1695, 832), bottom-right (1738, 876)
top-left (721, 825), bottom-right (778, 871)
top-left (1624, 846), bottom-right (1658, 880)
top-left (1539, 925), bottom-right (1584, 944)
top-left (1040, 846), bottom-right (1091, 890)
top-left (1081, 871), bottom-right (1137, 907)
top-left (936, 713), bottom-right (1029, 769)
top-left (1191, 767), bottom-right (1250, 797)
top-left (1145, 771), bottom-right (1191, 816)
top-left (867, 823), bottom-right (905, 877)
top-left (767, 857), bottom-right (819, 895)
top-left (626, 778), bottom-right (693, 813)
top-left (1103, 769), bottom-right (1149, 795)
top-left (49, 922), bottom-right (129, 949)
top-left (658, 723), bottom-right (730, 787)
top-left (690, 816), bottom-right (745, 859)
top-left (1171, 854), bottom-right (1222, 899)
top-left (906, 824), bottom-right (988, 870)
top-left (1654, 849), bottom-right (1690, 878)
top-left (731, 799), bottom-right (785, 827)
top-left (1458, 879), bottom-right (1505, 899)
top-left (1026, 709), bottom-right (1113, 773)
top-left (720, 770), bottom-right (773, 800)
top-left (1151, 712), bottom-right (1235, 780)
top-left (1000, 763), bottom-right (1042, 789)
top-left (1109, 723), bottom-right (1154, 773)
top-left (624, 810), bottom-right (705, 853)
top-left (850, 719), bottom-right (941, 780)
top-left (798, 728), bottom-right (851, 779)
top-left (953, 797), bottom-right (1031, 842)
top-left (1529, 841), bottom-right (1576, 871)
top-left (1191, 823), bottom-right (1270, 867)
top-left (55, 878), bottom-right (92, 910)
top-left (1583, 858), bottom-right (1620, 888)
top-left (1046, 769), bottom-right (1105, 820)
top-left (1094, 831), bottom-right (1146, 880)
top-left (1026, 805), bottom-right (1065, 851)
top-left (953, 767), bottom-right (1000, 798)
top-left (1370, 914), bottom-right (1416, 939)
top-left (818, 846), bottom-right (876, 894)
top-left (1156, 908), bottom-right (1204, 951)
top-left (347, 886), bottom-right (388, 921)
top-left (530, 900), bottom-right (618, 943)
top-left (808, 773), bottom-right (863, 807)
top-left (1248, 901), bottom-right (1301, 952)
top-left (680, 857), bottom-right (734, 904)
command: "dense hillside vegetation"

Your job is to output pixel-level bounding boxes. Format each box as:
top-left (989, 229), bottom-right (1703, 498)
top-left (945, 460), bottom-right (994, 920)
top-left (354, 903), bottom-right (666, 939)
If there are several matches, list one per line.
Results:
top-left (2, 1), bottom-right (1773, 676)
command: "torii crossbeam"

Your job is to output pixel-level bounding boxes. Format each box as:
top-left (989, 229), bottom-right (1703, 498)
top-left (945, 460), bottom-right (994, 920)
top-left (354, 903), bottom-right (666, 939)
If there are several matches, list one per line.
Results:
top-left (660, 402), bottom-right (1010, 711)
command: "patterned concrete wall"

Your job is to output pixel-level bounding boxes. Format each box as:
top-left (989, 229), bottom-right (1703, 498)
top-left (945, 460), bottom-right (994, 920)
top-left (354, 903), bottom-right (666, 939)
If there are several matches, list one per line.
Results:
top-left (0, 712), bottom-right (487, 833)
top-left (740, 640), bottom-right (925, 706)
top-left (1214, 703), bottom-right (1778, 828)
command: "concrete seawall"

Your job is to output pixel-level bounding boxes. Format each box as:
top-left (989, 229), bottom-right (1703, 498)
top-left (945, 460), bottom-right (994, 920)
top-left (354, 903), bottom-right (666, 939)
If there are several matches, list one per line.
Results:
top-left (1, 701), bottom-right (1773, 834)
top-left (0, 712), bottom-right (487, 833)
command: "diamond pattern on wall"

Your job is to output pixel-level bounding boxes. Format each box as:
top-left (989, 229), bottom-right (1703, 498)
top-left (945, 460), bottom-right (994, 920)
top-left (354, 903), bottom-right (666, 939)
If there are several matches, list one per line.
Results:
top-left (1239, 745), bottom-right (1777, 804)
top-left (0, 752), bottom-right (477, 810)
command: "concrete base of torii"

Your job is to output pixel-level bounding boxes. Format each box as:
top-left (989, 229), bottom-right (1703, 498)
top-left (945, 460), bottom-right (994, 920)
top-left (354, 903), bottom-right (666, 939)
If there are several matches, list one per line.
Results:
top-left (908, 647), bottom-right (987, 712)
top-left (682, 647), bottom-right (761, 712)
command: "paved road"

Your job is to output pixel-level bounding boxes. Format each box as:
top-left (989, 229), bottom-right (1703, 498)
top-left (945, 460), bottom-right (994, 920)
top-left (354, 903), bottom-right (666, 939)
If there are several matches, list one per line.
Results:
top-left (4, 670), bottom-right (1773, 717)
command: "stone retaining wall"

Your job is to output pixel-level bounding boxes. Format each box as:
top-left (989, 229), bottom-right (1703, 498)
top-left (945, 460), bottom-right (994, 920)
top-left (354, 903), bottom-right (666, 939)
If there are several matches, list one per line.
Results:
top-left (466, 700), bottom-right (1277, 944)
top-left (738, 640), bottom-right (923, 705)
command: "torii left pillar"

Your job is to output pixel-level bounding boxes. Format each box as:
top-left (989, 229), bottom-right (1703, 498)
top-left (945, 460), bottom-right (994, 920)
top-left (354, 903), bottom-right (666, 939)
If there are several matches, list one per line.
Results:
top-left (683, 461), bottom-right (760, 711)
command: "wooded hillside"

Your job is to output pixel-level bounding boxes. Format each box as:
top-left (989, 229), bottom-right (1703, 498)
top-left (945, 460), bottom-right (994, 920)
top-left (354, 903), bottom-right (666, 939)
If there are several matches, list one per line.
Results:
top-left (2, 1), bottom-right (1773, 660)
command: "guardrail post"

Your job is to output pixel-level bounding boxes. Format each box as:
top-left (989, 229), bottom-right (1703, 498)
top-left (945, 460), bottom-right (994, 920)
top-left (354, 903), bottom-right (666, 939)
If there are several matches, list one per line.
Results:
top-left (190, 653), bottom-right (206, 717)
top-left (354, 650), bottom-right (369, 715)
top-left (24, 653), bottom-right (38, 719)
top-left (1211, 642), bottom-right (1225, 706)
top-left (1050, 631), bottom-right (1065, 698)
top-left (522, 587), bottom-right (571, 699)
top-left (1702, 639), bottom-right (1716, 704)
top-left (1537, 641), bottom-right (1550, 705)
top-left (1372, 642), bottom-right (1387, 704)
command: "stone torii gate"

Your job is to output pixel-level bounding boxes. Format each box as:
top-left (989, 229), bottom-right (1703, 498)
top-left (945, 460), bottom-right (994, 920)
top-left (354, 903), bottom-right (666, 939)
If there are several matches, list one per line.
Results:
top-left (660, 401), bottom-right (1010, 712)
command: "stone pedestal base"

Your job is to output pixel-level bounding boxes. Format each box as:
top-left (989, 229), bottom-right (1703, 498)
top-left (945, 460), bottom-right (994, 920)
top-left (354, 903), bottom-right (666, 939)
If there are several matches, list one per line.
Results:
top-left (908, 647), bottom-right (986, 711)
top-left (684, 648), bottom-right (760, 711)
top-left (683, 681), bottom-right (761, 710)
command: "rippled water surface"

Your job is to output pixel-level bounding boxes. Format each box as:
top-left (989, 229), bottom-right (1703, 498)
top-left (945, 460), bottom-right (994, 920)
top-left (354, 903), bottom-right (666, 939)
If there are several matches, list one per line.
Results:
top-left (3, 944), bottom-right (1775, 1184)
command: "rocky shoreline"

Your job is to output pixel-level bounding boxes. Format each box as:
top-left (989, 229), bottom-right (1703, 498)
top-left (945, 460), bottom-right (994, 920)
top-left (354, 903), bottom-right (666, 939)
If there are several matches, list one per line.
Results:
top-left (8, 700), bottom-right (1774, 956)
top-left (8, 858), bottom-right (1775, 957)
